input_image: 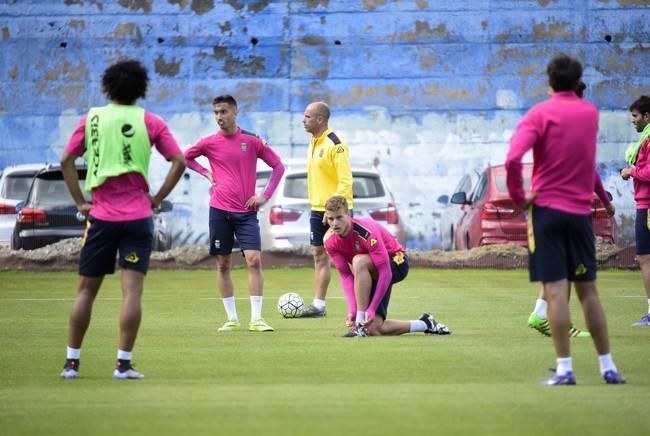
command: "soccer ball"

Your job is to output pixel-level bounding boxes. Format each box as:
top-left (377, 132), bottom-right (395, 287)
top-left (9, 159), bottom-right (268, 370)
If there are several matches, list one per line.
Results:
top-left (277, 292), bottom-right (304, 318)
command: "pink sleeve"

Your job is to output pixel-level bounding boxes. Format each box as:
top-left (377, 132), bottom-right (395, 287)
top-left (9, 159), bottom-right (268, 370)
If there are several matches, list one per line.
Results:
top-left (593, 172), bottom-right (610, 206)
top-left (64, 116), bottom-right (88, 157)
top-left (257, 140), bottom-right (284, 200)
top-left (506, 111), bottom-right (539, 205)
top-left (326, 243), bottom-right (357, 316)
top-left (631, 140), bottom-right (650, 182)
top-left (183, 139), bottom-right (210, 177)
top-left (365, 234), bottom-right (392, 317)
top-left (145, 112), bottom-right (182, 160)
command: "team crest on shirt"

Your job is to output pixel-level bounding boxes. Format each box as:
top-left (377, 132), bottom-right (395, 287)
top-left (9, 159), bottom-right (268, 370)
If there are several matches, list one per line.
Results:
top-left (241, 142), bottom-right (247, 152)
top-left (336, 146), bottom-right (344, 153)
top-left (370, 238), bottom-right (377, 247)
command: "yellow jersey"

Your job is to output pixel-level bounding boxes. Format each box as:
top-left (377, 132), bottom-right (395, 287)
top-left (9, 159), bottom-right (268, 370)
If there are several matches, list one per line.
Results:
top-left (307, 128), bottom-right (353, 211)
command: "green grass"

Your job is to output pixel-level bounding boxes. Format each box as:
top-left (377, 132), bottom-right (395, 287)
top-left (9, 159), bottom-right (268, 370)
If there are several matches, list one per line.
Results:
top-left (0, 268), bottom-right (649, 435)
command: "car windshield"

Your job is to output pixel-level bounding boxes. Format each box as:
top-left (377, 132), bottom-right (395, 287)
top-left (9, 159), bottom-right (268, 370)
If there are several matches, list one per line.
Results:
top-left (30, 176), bottom-right (90, 207)
top-left (282, 174), bottom-right (385, 199)
top-left (1, 174), bottom-right (34, 199)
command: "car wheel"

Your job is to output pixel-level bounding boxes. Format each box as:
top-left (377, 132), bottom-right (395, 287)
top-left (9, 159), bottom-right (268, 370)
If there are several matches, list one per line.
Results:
top-left (450, 227), bottom-right (456, 251)
top-left (465, 234), bottom-right (471, 250)
top-left (11, 230), bottom-right (21, 250)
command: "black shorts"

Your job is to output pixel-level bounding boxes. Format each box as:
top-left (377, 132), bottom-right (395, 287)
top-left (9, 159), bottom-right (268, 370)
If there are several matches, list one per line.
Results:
top-left (310, 209), bottom-right (353, 246)
top-left (79, 217), bottom-right (153, 277)
top-left (370, 252), bottom-right (410, 320)
top-left (528, 205), bottom-right (596, 283)
top-left (635, 209), bottom-right (650, 255)
top-left (209, 207), bottom-right (260, 255)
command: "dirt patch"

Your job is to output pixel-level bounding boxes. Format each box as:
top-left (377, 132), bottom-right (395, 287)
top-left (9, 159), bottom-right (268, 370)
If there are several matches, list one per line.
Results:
top-left (0, 237), bottom-right (638, 272)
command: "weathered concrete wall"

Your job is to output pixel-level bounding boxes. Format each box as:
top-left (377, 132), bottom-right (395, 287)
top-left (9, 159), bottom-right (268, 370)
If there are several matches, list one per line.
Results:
top-left (1, 0), bottom-right (649, 248)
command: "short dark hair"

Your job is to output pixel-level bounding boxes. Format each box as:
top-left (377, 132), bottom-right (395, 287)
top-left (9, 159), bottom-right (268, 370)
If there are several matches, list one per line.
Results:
top-left (101, 59), bottom-right (148, 105)
top-left (547, 54), bottom-right (582, 92)
top-left (575, 80), bottom-right (586, 98)
top-left (212, 95), bottom-right (238, 109)
top-left (630, 96), bottom-right (650, 115)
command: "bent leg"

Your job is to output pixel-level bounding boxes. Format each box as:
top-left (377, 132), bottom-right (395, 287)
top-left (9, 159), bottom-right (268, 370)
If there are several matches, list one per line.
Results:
top-left (369, 317), bottom-right (410, 336)
top-left (119, 269), bottom-right (145, 352)
top-left (68, 276), bottom-right (104, 348)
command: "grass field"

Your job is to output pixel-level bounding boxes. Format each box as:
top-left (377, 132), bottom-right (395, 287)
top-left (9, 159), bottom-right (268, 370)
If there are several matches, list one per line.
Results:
top-left (1, 268), bottom-right (649, 435)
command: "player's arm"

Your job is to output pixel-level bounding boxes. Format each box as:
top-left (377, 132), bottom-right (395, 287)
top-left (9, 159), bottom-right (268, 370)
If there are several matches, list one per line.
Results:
top-left (147, 114), bottom-right (186, 208)
top-left (332, 144), bottom-right (353, 204)
top-left (60, 117), bottom-right (92, 217)
top-left (630, 139), bottom-right (650, 182)
top-left (364, 235), bottom-right (392, 321)
top-left (327, 246), bottom-right (357, 320)
top-left (593, 171), bottom-right (615, 216)
top-left (506, 111), bottom-right (539, 206)
top-left (183, 140), bottom-right (213, 184)
top-left (246, 139), bottom-right (285, 210)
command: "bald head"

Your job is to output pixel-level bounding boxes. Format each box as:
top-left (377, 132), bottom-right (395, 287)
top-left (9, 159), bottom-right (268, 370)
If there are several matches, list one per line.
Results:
top-left (303, 101), bottom-right (331, 136)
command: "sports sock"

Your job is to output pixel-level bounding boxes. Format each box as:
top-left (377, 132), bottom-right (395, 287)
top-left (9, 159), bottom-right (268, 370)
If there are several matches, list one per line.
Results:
top-left (117, 349), bottom-right (132, 361)
top-left (66, 346), bottom-right (80, 359)
top-left (250, 295), bottom-right (263, 320)
top-left (312, 298), bottom-right (326, 311)
top-left (222, 296), bottom-right (238, 321)
top-left (598, 353), bottom-right (617, 375)
top-left (647, 298), bottom-right (650, 314)
top-left (409, 320), bottom-right (427, 332)
top-left (533, 298), bottom-right (548, 318)
top-left (356, 311), bottom-right (366, 325)
top-left (556, 357), bottom-right (573, 376)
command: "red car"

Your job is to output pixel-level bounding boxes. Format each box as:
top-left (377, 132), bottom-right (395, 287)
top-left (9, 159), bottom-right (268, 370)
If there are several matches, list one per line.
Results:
top-left (450, 164), bottom-right (617, 250)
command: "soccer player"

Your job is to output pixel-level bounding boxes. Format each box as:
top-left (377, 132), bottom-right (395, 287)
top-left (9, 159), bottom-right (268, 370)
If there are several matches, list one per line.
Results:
top-left (59, 59), bottom-right (186, 379)
top-left (184, 95), bottom-right (284, 332)
top-left (323, 195), bottom-right (450, 337)
top-left (506, 54), bottom-right (625, 385)
top-left (299, 101), bottom-right (354, 318)
top-left (620, 95), bottom-right (650, 327)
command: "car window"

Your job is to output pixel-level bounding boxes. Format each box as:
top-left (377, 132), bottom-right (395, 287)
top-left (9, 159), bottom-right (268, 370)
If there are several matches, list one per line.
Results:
top-left (471, 172), bottom-right (488, 203)
top-left (30, 177), bottom-right (90, 207)
top-left (256, 170), bottom-right (272, 195)
top-left (1, 174), bottom-right (33, 199)
top-left (282, 174), bottom-right (386, 199)
top-left (495, 173), bottom-right (532, 193)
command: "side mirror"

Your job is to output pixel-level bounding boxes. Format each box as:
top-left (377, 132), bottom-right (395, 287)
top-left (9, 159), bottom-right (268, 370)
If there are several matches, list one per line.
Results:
top-left (15, 201), bottom-right (25, 212)
top-left (437, 194), bottom-right (449, 205)
top-left (450, 192), bottom-right (468, 205)
top-left (157, 200), bottom-right (173, 213)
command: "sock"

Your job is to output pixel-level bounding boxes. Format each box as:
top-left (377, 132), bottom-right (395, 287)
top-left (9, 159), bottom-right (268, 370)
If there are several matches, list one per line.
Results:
top-left (409, 320), bottom-right (427, 333)
top-left (66, 346), bottom-right (80, 360)
top-left (533, 298), bottom-right (548, 318)
top-left (556, 357), bottom-right (573, 376)
top-left (117, 349), bottom-right (132, 361)
top-left (647, 298), bottom-right (650, 314)
top-left (356, 311), bottom-right (366, 325)
top-left (598, 353), bottom-right (617, 375)
top-left (250, 296), bottom-right (263, 320)
top-left (312, 298), bottom-right (326, 311)
top-left (222, 296), bottom-right (238, 321)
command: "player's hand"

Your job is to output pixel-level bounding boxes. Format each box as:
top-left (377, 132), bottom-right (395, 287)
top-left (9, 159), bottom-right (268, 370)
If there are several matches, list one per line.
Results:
top-left (245, 195), bottom-right (267, 210)
top-left (205, 172), bottom-right (216, 186)
top-left (605, 203), bottom-right (615, 217)
top-left (148, 194), bottom-right (161, 210)
top-left (345, 313), bottom-right (355, 327)
top-left (620, 168), bottom-right (632, 181)
top-left (515, 192), bottom-right (537, 213)
top-left (76, 202), bottom-right (93, 217)
top-left (362, 311), bottom-right (376, 327)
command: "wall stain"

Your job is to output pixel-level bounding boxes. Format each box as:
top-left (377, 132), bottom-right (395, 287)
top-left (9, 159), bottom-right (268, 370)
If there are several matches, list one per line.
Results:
top-left (167, 0), bottom-right (190, 9)
top-left (212, 46), bottom-right (266, 76)
top-left (537, 0), bottom-right (555, 6)
top-left (2, 27), bottom-right (9, 40)
top-left (389, 21), bottom-right (450, 43)
top-left (155, 55), bottom-right (180, 77)
top-left (416, 0), bottom-right (429, 9)
top-left (9, 65), bottom-right (18, 80)
top-left (300, 36), bottom-right (326, 45)
top-left (117, 0), bottom-right (153, 13)
top-left (64, 0), bottom-right (104, 11)
top-left (191, 0), bottom-right (214, 14)
top-left (304, 0), bottom-right (329, 8)
top-left (532, 21), bottom-right (573, 41)
top-left (224, 0), bottom-right (271, 13)
top-left (112, 23), bottom-right (143, 44)
top-left (219, 21), bottom-right (232, 33)
top-left (362, 0), bottom-right (388, 11)
top-left (418, 49), bottom-right (439, 70)
top-left (43, 60), bottom-right (88, 81)
top-left (68, 19), bottom-right (86, 30)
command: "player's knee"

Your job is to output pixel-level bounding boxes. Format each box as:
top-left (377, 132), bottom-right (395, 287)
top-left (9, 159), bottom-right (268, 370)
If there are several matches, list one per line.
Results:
top-left (216, 259), bottom-right (231, 273)
top-left (351, 256), bottom-right (371, 274)
top-left (245, 253), bottom-right (262, 270)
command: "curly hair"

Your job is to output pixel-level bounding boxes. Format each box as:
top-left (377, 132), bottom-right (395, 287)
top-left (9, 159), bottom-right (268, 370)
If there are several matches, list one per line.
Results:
top-left (630, 96), bottom-right (650, 115)
top-left (547, 54), bottom-right (582, 93)
top-left (101, 59), bottom-right (148, 104)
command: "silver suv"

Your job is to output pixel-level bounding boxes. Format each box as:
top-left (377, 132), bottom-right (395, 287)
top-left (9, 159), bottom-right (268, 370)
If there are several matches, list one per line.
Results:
top-left (257, 162), bottom-right (406, 250)
top-left (0, 163), bottom-right (46, 246)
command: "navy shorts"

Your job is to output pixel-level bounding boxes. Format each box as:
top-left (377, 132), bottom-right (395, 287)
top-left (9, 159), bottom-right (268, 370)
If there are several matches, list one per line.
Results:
top-left (209, 207), bottom-right (261, 255)
top-left (79, 217), bottom-right (153, 277)
top-left (310, 209), bottom-right (352, 246)
top-left (370, 252), bottom-right (410, 320)
top-left (635, 209), bottom-right (650, 255)
top-left (528, 205), bottom-right (596, 283)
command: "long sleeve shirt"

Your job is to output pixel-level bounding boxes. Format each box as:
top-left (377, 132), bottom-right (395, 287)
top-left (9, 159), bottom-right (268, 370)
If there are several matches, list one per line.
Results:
top-left (324, 217), bottom-right (405, 318)
top-left (506, 91), bottom-right (604, 215)
top-left (629, 135), bottom-right (650, 209)
top-left (184, 128), bottom-right (284, 212)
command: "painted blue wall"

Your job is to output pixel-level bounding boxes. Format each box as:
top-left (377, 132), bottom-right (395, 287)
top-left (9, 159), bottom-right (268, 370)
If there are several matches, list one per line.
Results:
top-left (1, 0), bottom-right (649, 248)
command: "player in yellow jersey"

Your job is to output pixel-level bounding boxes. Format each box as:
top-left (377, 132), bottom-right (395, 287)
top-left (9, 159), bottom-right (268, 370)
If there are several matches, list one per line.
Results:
top-left (300, 102), bottom-right (353, 317)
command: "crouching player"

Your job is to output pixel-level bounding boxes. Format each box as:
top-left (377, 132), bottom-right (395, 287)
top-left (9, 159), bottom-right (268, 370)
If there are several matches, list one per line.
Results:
top-left (323, 195), bottom-right (450, 337)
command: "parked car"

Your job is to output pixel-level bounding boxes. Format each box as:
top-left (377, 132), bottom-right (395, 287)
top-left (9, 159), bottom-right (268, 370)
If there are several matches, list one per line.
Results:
top-left (0, 163), bottom-right (46, 246)
top-left (436, 173), bottom-right (476, 251)
top-left (257, 162), bottom-right (406, 250)
top-left (11, 164), bottom-right (173, 251)
top-left (450, 163), bottom-right (617, 250)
